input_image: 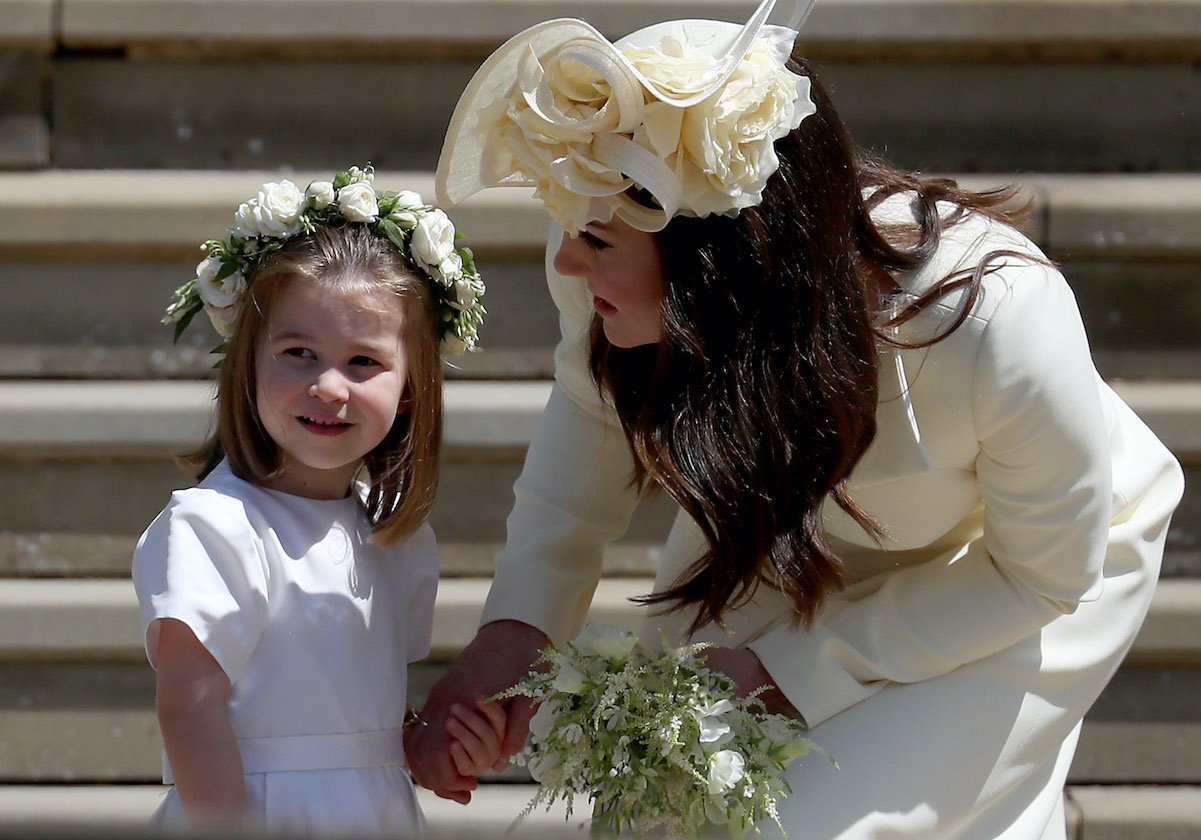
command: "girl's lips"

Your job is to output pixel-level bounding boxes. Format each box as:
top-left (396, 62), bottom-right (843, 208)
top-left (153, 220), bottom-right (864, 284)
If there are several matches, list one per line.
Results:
top-left (298, 416), bottom-right (352, 436)
top-left (593, 295), bottom-right (617, 317)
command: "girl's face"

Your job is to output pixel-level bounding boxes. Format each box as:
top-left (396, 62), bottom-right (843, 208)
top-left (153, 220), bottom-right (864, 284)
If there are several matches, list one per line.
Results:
top-left (553, 216), bottom-right (665, 348)
top-left (255, 275), bottom-right (409, 499)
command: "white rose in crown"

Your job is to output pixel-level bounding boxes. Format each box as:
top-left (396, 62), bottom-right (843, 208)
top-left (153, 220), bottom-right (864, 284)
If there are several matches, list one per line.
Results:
top-left (205, 303), bottom-right (238, 339)
top-left (194, 255), bottom-right (245, 309)
top-left (388, 190), bottom-right (425, 229)
top-left (394, 189), bottom-right (424, 209)
top-left (451, 277), bottom-right (478, 311)
top-left (232, 180), bottom-right (305, 238)
top-left (306, 180), bottom-right (336, 210)
top-left (410, 208), bottom-right (457, 268)
top-left (337, 181), bottom-right (379, 222)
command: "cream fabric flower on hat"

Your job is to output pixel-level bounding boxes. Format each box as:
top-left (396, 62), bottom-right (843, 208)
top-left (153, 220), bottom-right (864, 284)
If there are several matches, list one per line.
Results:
top-left (437, 0), bottom-right (818, 233)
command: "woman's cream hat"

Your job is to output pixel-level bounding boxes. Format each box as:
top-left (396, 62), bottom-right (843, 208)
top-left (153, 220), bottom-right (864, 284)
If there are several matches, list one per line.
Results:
top-left (436, 0), bottom-right (817, 233)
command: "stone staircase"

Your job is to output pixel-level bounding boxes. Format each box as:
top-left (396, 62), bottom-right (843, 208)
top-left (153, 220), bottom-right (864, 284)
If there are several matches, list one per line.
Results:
top-left (1, 1), bottom-right (1199, 837)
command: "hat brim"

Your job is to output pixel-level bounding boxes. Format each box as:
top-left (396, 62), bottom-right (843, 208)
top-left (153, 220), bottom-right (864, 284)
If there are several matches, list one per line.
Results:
top-left (435, 3), bottom-right (794, 210)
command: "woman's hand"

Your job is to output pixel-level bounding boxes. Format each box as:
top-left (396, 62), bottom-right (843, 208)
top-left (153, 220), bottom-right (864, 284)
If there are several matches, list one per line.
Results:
top-left (405, 620), bottom-right (549, 804)
top-left (701, 646), bottom-right (802, 719)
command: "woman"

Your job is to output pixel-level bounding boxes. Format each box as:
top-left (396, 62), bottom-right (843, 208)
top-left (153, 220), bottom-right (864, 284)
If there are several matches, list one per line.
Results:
top-left (407, 1), bottom-right (1184, 835)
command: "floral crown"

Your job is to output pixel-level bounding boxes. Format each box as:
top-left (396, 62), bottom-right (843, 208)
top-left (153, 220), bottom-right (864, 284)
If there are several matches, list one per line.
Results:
top-left (164, 166), bottom-right (486, 356)
top-left (437, 0), bottom-right (817, 233)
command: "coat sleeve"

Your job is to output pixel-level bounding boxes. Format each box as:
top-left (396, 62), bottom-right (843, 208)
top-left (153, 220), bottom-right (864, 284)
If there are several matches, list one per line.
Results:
top-left (749, 261), bottom-right (1115, 727)
top-left (480, 228), bottom-right (643, 646)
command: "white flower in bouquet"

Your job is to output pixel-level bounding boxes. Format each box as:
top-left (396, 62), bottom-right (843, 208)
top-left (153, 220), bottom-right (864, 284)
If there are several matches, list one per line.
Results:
top-left (492, 623), bottom-right (832, 839)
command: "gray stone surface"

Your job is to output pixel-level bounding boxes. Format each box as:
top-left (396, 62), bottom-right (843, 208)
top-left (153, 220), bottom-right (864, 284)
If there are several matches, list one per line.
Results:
top-left (2, 657), bottom-right (1198, 782)
top-left (53, 1), bottom-right (1201, 53)
top-left (0, 170), bottom-right (546, 253)
top-left (0, 115), bottom-right (47, 169)
top-left (1041, 175), bottom-right (1201, 257)
top-left (48, 58), bottom-right (1201, 172)
top-left (1071, 785), bottom-right (1201, 840)
top-left (0, 251), bottom-right (1196, 382)
top-left (0, 53), bottom-right (46, 167)
top-left (0, 1), bottom-right (54, 50)
top-left (1074, 668), bottom-right (1201, 782)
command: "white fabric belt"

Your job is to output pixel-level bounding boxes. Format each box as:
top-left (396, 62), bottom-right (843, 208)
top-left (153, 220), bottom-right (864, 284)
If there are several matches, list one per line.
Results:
top-left (236, 729), bottom-right (407, 774)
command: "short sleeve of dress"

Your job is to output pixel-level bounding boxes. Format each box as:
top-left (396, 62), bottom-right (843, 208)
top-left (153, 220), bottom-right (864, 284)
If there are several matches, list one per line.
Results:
top-left (402, 523), bottom-right (439, 663)
top-left (131, 488), bottom-right (270, 684)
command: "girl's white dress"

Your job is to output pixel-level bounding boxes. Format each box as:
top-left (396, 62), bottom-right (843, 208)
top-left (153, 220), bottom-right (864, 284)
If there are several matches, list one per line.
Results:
top-left (132, 460), bottom-right (436, 837)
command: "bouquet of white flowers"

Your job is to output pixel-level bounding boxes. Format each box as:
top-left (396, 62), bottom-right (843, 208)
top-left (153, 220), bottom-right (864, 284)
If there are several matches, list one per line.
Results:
top-left (492, 623), bottom-right (829, 839)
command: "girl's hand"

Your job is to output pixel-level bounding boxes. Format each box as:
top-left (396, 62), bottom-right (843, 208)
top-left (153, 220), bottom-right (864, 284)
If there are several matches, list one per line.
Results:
top-left (446, 700), bottom-right (508, 777)
top-left (405, 620), bottom-right (548, 804)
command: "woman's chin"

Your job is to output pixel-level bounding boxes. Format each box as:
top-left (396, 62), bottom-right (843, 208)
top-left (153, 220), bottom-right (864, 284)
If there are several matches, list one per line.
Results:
top-left (602, 320), bottom-right (659, 350)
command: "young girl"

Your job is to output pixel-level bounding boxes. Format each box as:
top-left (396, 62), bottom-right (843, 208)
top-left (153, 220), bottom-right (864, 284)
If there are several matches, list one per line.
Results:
top-left (134, 167), bottom-right (500, 835)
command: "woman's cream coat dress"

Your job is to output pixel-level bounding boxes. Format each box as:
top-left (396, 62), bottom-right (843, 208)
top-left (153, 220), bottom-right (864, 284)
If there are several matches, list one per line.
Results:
top-left (480, 197), bottom-right (1184, 838)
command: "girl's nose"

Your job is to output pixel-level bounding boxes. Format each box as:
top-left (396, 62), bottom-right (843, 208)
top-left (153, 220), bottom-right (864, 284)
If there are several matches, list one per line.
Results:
top-left (552, 231), bottom-right (588, 279)
top-left (308, 368), bottom-right (350, 402)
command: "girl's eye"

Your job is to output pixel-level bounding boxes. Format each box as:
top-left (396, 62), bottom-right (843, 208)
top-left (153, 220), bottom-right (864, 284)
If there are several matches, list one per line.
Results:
top-left (349, 355), bottom-right (381, 367)
top-left (283, 347), bottom-right (315, 360)
top-left (579, 231), bottom-right (610, 252)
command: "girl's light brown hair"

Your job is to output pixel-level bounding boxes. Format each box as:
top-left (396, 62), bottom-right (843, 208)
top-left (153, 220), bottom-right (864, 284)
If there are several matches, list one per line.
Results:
top-left (184, 224), bottom-right (443, 546)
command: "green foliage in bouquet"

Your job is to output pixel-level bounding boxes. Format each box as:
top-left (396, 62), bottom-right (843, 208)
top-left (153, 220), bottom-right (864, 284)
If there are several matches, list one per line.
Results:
top-left (492, 623), bottom-right (832, 839)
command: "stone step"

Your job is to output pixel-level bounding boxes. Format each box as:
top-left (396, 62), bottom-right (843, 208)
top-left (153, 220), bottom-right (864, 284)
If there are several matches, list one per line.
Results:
top-left (10, 2), bottom-right (1201, 173)
top-left (0, 171), bottom-right (1198, 380)
top-left (0, 1), bottom-right (53, 52)
top-left (4, 784), bottom-right (1200, 840)
top-left (0, 660), bottom-right (1196, 785)
top-left (0, 379), bottom-right (1197, 559)
top-left (0, 575), bottom-right (1195, 782)
top-left (51, 0), bottom-right (1201, 58)
top-left (29, 46), bottom-right (1201, 172)
top-left (0, 783), bottom-right (591, 837)
top-left (2, 577), bottom-right (1197, 666)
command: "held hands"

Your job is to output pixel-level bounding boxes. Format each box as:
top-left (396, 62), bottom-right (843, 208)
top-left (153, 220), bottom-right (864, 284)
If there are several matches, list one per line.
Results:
top-left (446, 700), bottom-right (507, 778)
top-left (405, 620), bottom-right (550, 804)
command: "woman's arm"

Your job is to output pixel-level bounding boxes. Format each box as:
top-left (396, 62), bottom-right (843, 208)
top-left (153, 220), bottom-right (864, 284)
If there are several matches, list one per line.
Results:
top-left (154, 618), bottom-right (247, 827)
top-left (408, 229), bottom-right (644, 800)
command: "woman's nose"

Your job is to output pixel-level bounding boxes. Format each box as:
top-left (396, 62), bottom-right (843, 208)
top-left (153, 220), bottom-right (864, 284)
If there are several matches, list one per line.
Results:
top-left (309, 368), bottom-right (350, 402)
top-left (552, 231), bottom-right (587, 279)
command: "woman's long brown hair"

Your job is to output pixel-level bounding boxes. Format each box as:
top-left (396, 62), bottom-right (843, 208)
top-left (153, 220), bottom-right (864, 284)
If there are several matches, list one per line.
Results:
top-left (590, 55), bottom-right (1031, 635)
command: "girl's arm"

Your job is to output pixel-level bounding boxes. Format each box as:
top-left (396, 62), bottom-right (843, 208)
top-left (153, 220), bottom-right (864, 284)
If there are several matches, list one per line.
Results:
top-left (154, 618), bottom-right (247, 827)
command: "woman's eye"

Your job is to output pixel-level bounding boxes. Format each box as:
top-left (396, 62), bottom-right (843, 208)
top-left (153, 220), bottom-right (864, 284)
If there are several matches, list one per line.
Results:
top-left (350, 355), bottom-right (381, 367)
top-left (579, 231), bottom-right (610, 252)
top-left (283, 347), bottom-right (315, 360)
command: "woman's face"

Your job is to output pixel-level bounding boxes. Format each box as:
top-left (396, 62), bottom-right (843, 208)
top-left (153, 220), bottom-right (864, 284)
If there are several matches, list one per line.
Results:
top-left (553, 217), bottom-right (665, 348)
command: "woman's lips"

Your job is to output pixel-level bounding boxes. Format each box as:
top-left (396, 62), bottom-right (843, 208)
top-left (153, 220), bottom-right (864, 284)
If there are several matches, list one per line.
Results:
top-left (593, 295), bottom-right (617, 316)
top-left (298, 416), bottom-right (352, 436)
